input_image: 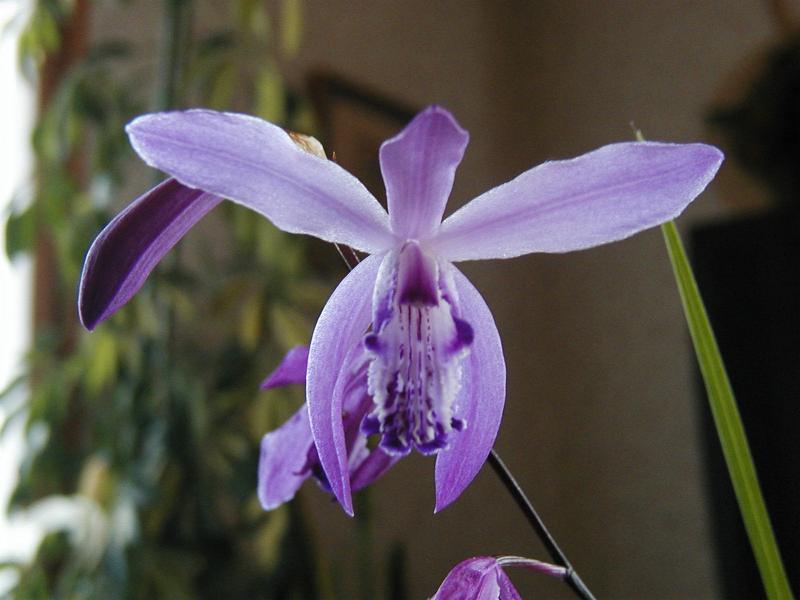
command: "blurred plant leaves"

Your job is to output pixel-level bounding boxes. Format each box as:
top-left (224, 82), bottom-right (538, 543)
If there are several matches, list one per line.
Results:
top-left (255, 62), bottom-right (286, 123)
top-left (280, 0), bottom-right (302, 57)
top-left (18, 2), bottom-right (61, 69)
top-left (82, 330), bottom-right (118, 395)
top-left (0, 1), bottom-right (365, 598)
top-left (4, 205), bottom-right (35, 259)
top-left (270, 304), bottom-right (310, 349)
top-left (3, 1), bottom-right (406, 597)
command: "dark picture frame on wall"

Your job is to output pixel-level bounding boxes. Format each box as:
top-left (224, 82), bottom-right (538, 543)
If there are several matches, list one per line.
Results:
top-left (308, 71), bottom-right (416, 205)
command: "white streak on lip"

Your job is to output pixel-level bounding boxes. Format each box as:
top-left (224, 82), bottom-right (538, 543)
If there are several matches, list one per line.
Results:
top-left (364, 247), bottom-right (472, 456)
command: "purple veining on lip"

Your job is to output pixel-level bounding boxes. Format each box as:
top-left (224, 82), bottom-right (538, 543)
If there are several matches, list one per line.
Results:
top-left (363, 243), bottom-right (474, 457)
top-left (79, 102), bottom-right (723, 514)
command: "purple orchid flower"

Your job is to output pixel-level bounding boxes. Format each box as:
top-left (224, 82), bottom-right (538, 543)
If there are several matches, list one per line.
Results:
top-left (78, 105), bottom-right (722, 515)
top-left (432, 556), bottom-right (567, 600)
top-left (257, 345), bottom-right (400, 510)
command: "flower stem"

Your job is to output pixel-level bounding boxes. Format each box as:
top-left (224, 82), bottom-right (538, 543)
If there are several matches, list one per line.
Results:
top-left (487, 450), bottom-right (597, 600)
top-left (334, 243), bottom-right (361, 270)
top-left (496, 555), bottom-right (567, 579)
top-left (152, 0), bottom-right (192, 373)
top-left (156, 0), bottom-right (191, 112)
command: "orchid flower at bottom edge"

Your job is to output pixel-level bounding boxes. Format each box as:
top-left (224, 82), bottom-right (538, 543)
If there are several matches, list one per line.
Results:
top-left (77, 104), bottom-right (723, 516)
top-left (431, 556), bottom-right (567, 600)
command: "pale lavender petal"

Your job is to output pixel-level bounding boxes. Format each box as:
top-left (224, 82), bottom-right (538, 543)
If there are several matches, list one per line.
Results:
top-left (78, 178), bottom-right (222, 330)
top-left (350, 446), bottom-right (401, 492)
top-left (127, 110), bottom-right (394, 253)
top-left (257, 403), bottom-right (314, 510)
top-left (432, 142), bottom-right (723, 261)
top-left (435, 264), bottom-right (505, 513)
top-left (307, 253), bottom-right (382, 516)
top-left (496, 570), bottom-right (523, 600)
top-left (380, 105), bottom-right (468, 240)
top-left (260, 346), bottom-right (309, 390)
top-left (432, 557), bottom-right (502, 600)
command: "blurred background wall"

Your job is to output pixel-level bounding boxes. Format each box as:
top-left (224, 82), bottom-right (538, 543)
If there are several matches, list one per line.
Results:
top-left (11, 0), bottom-right (788, 598)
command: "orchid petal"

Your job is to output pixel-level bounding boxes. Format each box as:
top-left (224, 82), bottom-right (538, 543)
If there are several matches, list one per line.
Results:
top-left (335, 359), bottom-right (400, 492)
top-left (435, 264), bottom-right (505, 513)
top-left (380, 106), bottom-right (468, 239)
top-left (432, 142), bottom-right (723, 261)
top-left (260, 346), bottom-right (309, 390)
top-left (432, 557), bottom-right (503, 600)
top-left (78, 178), bottom-right (222, 330)
top-left (307, 254), bottom-right (382, 516)
top-left (257, 403), bottom-right (314, 510)
top-left (496, 570), bottom-right (523, 600)
top-left (126, 110), bottom-right (394, 253)
top-left (350, 446), bottom-right (401, 492)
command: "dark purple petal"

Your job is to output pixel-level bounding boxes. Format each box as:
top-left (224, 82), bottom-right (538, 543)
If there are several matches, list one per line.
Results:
top-left (259, 350), bottom-right (396, 506)
top-left (433, 142), bottom-right (723, 261)
top-left (260, 346), bottom-right (309, 390)
top-left (257, 403), bottom-right (315, 510)
top-left (431, 557), bottom-right (502, 600)
top-left (78, 178), bottom-right (222, 330)
top-left (127, 110), bottom-right (394, 253)
top-left (435, 264), bottom-right (505, 512)
top-left (306, 253), bottom-right (382, 516)
top-left (380, 106), bottom-right (468, 240)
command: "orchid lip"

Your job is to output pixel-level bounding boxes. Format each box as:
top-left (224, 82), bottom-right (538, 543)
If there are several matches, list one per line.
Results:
top-left (363, 245), bottom-right (474, 457)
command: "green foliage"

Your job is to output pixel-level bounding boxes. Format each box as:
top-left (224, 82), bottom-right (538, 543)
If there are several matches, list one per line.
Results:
top-left (16, 0), bottom-right (72, 76)
top-left (280, 0), bottom-right (303, 57)
top-left (4, 204), bottom-right (35, 260)
top-left (2, 1), bottom-right (354, 598)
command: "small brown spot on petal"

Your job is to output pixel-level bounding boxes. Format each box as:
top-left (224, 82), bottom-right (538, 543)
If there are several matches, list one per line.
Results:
top-left (288, 131), bottom-right (326, 159)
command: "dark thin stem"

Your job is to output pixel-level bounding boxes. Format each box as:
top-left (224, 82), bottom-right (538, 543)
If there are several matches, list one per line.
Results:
top-left (488, 450), bottom-right (598, 600)
top-left (151, 0), bottom-right (191, 390)
top-left (156, 0), bottom-right (191, 112)
top-left (334, 242), bottom-right (361, 271)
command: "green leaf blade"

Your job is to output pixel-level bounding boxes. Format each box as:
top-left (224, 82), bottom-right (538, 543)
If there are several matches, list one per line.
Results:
top-left (661, 220), bottom-right (794, 600)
